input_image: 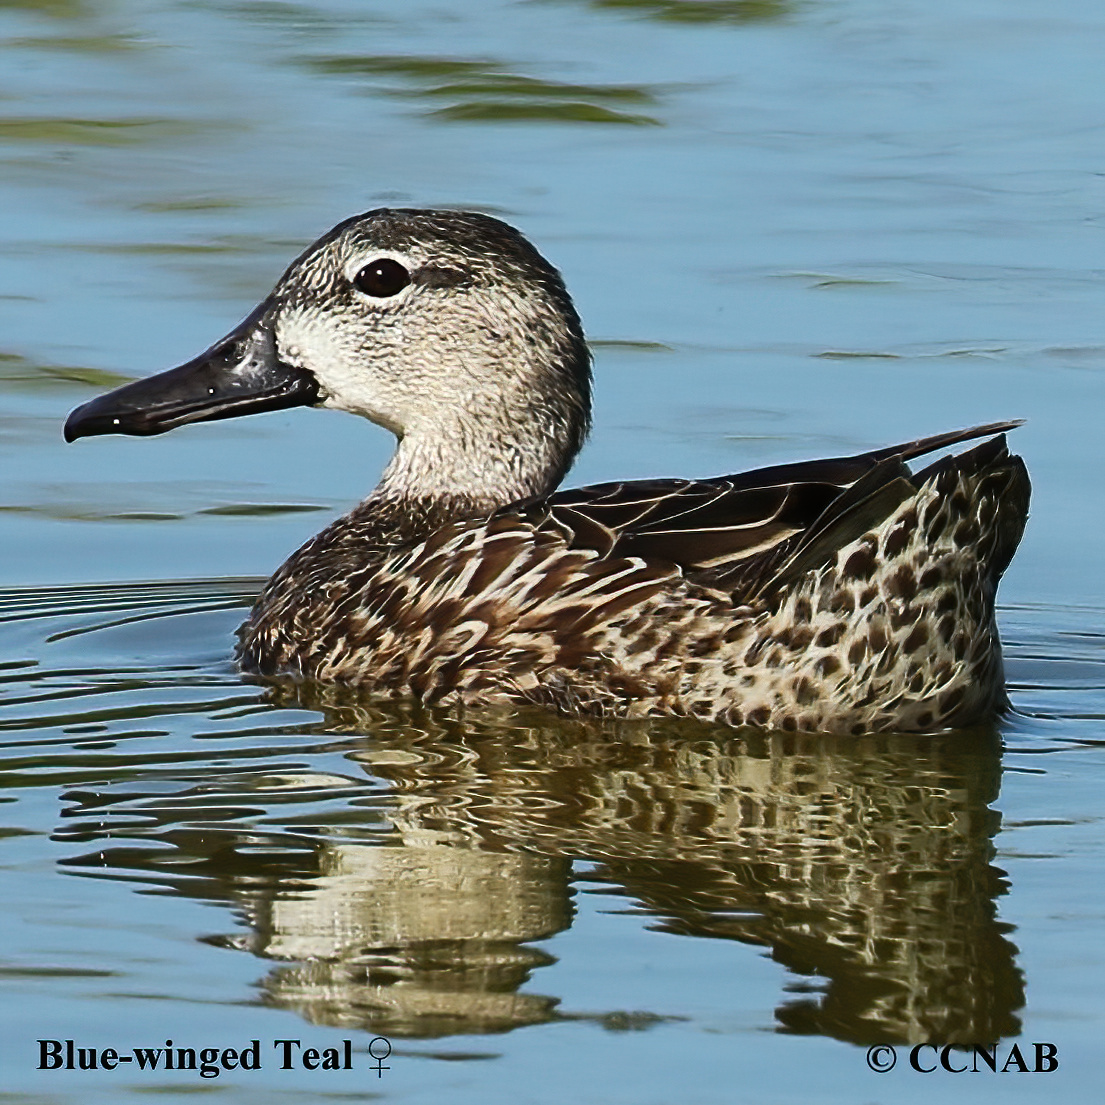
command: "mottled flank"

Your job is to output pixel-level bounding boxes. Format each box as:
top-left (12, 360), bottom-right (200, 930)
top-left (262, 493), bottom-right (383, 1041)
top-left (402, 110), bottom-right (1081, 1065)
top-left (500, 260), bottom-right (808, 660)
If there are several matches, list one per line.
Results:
top-left (66, 208), bottom-right (1031, 734)
top-left (241, 426), bottom-right (1029, 734)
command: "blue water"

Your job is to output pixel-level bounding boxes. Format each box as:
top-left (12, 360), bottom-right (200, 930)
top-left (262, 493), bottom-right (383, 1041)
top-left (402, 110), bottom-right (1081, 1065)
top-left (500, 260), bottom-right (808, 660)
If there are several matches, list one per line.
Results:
top-left (2, 0), bottom-right (1104, 1102)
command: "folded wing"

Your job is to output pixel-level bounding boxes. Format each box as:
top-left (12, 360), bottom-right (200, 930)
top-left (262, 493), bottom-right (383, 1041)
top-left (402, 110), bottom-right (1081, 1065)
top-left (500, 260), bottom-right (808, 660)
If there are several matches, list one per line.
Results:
top-left (538, 421), bottom-right (1022, 601)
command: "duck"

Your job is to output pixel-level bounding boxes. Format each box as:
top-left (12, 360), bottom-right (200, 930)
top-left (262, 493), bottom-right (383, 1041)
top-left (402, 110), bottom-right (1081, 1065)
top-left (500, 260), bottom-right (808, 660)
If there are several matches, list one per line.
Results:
top-left (64, 208), bottom-right (1030, 734)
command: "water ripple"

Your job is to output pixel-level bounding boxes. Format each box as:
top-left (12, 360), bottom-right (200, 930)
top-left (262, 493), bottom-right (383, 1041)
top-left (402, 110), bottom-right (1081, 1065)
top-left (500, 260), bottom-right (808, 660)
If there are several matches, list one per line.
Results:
top-left (0, 580), bottom-right (1100, 1044)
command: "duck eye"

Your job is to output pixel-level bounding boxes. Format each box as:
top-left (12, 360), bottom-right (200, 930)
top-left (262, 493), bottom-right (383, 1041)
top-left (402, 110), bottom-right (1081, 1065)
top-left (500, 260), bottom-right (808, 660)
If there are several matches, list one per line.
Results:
top-left (353, 258), bottom-right (410, 298)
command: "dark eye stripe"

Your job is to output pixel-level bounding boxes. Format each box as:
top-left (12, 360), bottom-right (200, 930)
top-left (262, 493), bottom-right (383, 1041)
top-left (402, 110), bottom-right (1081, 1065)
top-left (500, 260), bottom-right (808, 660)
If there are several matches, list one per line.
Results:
top-left (354, 258), bottom-right (410, 298)
top-left (415, 265), bottom-right (471, 290)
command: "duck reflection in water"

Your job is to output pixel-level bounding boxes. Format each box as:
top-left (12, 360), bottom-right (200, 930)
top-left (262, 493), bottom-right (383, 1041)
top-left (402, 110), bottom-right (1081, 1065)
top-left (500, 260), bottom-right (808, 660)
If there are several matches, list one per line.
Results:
top-left (60, 699), bottom-right (1023, 1044)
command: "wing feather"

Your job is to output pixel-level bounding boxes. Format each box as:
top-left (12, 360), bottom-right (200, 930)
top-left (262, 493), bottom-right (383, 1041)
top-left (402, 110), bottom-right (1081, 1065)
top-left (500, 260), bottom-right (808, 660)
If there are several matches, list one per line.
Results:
top-left (520, 422), bottom-right (1021, 601)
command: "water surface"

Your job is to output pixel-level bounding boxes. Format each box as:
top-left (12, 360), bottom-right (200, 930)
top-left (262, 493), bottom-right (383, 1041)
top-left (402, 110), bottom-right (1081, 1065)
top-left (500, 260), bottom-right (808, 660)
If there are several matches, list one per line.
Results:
top-left (2, 0), bottom-right (1105, 1102)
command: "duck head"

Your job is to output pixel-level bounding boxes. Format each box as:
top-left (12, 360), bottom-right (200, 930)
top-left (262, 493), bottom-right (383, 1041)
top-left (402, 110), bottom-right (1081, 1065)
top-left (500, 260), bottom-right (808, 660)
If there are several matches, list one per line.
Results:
top-left (65, 209), bottom-right (593, 509)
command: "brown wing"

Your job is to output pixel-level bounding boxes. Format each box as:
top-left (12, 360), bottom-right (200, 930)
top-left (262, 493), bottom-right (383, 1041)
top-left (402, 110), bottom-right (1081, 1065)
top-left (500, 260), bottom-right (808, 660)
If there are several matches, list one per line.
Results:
top-left (532, 421), bottom-right (1022, 599)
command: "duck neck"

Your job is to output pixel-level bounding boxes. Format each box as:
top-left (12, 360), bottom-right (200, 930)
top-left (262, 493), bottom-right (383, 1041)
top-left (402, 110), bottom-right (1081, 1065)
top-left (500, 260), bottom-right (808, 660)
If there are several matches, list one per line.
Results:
top-left (365, 395), bottom-right (589, 539)
top-left (358, 281), bottom-right (592, 541)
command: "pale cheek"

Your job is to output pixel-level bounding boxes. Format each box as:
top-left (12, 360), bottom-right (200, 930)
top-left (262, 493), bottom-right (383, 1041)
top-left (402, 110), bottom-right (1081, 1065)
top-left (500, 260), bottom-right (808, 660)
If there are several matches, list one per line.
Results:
top-left (277, 313), bottom-right (411, 430)
top-left (279, 317), bottom-right (361, 400)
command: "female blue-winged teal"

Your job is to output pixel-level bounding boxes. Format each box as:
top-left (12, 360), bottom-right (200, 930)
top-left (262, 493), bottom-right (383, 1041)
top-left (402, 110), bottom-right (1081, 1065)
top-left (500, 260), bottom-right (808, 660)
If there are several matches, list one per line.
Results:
top-left (65, 209), bottom-right (1030, 734)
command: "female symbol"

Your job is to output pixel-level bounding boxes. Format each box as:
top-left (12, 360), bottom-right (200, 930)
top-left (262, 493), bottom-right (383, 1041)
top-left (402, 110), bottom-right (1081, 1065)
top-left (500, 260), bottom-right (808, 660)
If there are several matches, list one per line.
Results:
top-left (368, 1036), bottom-right (391, 1077)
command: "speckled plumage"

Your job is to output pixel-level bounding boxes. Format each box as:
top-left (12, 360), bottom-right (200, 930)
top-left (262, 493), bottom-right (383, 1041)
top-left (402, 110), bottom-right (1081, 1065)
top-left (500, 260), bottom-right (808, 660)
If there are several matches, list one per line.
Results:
top-left (67, 208), bottom-right (1030, 733)
top-left (239, 423), bottom-right (1028, 734)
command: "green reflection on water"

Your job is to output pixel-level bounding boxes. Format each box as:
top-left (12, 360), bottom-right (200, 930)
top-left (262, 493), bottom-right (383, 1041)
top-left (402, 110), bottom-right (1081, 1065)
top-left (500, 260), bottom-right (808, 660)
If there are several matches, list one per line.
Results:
top-left (0, 501), bottom-right (328, 523)
top-left (198, 503), bottom-right (329, 517)
top-left (302, 53), bottom-right (663, 126)
top-left (0, 506), bottom-right (186, 521)
top-left (227, 0), bottom-right (389, 30)
top-left (67, 240), bottom-right (243, 255)
top-left (0, 117), bottom-right (201, 145)
top-left (307, 56), bottom-right (505, 80)
top-left (429, 100), bottom-right (659, 125)
top-left (0, 0), bottom-right (90, 18)
top-left (132, 197), bottom-right (247, 213)
top-left (0, 353), bottom-right (132, 391)
top-left (579, 0), bottom-right (797, 23)
top-left (405, 74), bottom-right (656, 105)
top-left (5, 32), bottom-right (147, 52)
top-left (589, 339), bottom-right (675, 352)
